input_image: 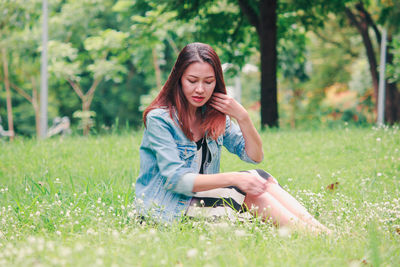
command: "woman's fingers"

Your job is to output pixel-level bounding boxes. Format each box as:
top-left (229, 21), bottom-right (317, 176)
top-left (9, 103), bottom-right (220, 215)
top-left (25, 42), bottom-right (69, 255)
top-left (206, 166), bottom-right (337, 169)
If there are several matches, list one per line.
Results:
top-left (237, 173), bottom-right (267, 196)
top-left (210, 93), bottom-right (248, 121)
top-left (209, 102), bottom-right (224, 113)
top-left (210, 94), bottom-right (239, 116)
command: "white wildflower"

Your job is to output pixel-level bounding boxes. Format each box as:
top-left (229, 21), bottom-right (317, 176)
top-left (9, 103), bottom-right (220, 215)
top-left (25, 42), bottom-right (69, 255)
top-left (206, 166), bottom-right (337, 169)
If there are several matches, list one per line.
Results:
top-left (234, 229), bottom-right (247, 237)
top-left (186, 248), bottom-right (198, 258)
top-left (278, 226), bottom-right (291, 237)
top-left (86, 228), bottom-right (97, 235)
top-left (112, 230), bottom-right (119, 238)
top-left (97, 247), bottom-right (105, 256)
top-left (148, 229), bottom-right (156, 236)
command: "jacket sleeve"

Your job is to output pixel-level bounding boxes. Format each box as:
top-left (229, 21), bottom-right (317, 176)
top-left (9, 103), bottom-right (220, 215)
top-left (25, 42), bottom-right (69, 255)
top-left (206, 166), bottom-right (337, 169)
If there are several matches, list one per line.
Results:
top-left (222, 116), bottom-right (260, 164)
top-left (145, 113), bottom-right (197, 196)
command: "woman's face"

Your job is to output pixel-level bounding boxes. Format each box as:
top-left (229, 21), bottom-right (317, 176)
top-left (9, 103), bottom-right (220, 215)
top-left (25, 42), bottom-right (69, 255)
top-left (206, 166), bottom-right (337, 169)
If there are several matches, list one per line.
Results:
top-left (181, 62), bottom-right (216, 111)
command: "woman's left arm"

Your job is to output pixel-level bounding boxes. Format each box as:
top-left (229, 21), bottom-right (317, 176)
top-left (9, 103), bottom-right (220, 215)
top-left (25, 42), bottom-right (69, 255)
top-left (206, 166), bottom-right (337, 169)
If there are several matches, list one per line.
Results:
top-left (209, 92), bottom-right (264, 163)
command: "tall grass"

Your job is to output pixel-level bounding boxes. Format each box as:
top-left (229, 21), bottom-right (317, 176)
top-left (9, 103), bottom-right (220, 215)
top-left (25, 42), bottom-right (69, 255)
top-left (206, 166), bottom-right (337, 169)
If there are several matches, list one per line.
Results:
top-left (0, 125), bottom-right (399, 266)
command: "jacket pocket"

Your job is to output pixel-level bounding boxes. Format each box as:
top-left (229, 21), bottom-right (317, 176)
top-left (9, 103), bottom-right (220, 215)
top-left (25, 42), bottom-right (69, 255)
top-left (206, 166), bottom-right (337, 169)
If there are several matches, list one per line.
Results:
top-left (176, 143), bottom-right (196, 161)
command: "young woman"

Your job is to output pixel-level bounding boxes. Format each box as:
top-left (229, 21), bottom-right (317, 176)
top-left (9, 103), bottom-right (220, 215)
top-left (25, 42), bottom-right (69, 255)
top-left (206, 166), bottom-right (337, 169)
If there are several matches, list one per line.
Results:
top-left (135, 43), bottom-right (330, 233)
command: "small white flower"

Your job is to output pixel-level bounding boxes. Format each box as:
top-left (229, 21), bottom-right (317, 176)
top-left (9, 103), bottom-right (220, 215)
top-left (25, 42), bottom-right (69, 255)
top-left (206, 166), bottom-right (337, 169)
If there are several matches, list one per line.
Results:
top-left (186, 248), bottom-right (198, 258)
top-left (86, 228), bottom-right (96, 235)
top-left (278, 226), bottom-right (291, 237)
top-left (74, 243), bottom-right (84, 252)
top-left (112, 230), bottom-right (119, 238)
top-left (348, 260), bottom-right (362, 267)
top-left (149, 229), bottom-right (156, 236)
top-left (97, 247), bottom-right (105, 255)
top-left (27, 236), bottom-right (36, 244)
top-left (234, 229), bottom-right (247, 237)
top-left (55, 231), bottom-right (61, 236)
top-left (377, 173), bottom-right (382, 177)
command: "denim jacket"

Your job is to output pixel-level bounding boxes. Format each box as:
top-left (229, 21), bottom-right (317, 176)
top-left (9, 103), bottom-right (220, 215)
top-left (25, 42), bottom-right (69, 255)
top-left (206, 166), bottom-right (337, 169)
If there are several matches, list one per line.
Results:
top-left (135, 108), bottom-right (259, 222)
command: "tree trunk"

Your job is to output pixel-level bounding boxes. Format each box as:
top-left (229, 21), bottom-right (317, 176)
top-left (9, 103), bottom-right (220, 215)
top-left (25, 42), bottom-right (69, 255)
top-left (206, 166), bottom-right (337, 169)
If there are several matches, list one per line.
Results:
top-left (345, 5), bottom-right (400, 123)
top-left (1, 47), bottom-right (14, 141)
top-left (82, 99), bottom-right (91, 136)
top-left (385, 34), bottom-right (400, 124)
top-left (259, 0), bottom-right (278, 127)
top-left (32, 78), bottom-right (40, 137)
top-left (345, 8), bottom-right (379, 106)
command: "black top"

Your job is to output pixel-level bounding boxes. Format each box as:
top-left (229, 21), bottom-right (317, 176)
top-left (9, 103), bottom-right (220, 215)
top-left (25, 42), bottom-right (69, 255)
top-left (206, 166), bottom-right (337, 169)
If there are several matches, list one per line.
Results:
top-left (195, 137), bottom-right (210, 174)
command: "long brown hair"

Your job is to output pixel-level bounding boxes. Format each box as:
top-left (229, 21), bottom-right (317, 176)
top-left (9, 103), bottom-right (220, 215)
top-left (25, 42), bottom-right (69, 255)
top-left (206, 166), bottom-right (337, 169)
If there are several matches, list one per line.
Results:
top-left (143, 42), bottom-right (227, 141)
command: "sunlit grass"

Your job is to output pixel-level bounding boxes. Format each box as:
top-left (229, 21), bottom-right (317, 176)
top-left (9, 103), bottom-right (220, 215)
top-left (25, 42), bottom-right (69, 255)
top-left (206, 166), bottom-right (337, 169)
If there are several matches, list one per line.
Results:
top-left (0, 125), bottom-right (399, 266)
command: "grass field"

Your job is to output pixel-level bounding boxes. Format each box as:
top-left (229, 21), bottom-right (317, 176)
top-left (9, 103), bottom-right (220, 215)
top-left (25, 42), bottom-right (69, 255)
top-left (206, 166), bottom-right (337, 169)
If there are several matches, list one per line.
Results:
top-left (0, 126), bottom-right (399, 266)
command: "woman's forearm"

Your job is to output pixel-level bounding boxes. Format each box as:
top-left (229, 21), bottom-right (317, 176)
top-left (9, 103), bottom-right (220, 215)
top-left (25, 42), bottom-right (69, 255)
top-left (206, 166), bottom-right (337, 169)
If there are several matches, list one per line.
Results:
top-left (208, 92), bottom-right (264, 163)
top-left (192, 171), bottom-right (268, 196)
top-left (236, 113), bottom-right (264, 163)
top-left (192, 173), bottom-right (235, 192)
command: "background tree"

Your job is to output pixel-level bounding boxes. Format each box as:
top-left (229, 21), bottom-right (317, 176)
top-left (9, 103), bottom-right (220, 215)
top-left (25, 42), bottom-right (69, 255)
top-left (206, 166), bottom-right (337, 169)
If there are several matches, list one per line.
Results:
top-left (2, 0), bottom-right (397, 137)
top-left (48, 30), bottom-right (128, 135)
top-left (0, 0), bottom-right (41, 139)
top-left (165, 0), bottom-right (278, 127)
top-left (162, 0), bottom-right (355, 128)
top-left (343, 1), bottom-right (399, 123)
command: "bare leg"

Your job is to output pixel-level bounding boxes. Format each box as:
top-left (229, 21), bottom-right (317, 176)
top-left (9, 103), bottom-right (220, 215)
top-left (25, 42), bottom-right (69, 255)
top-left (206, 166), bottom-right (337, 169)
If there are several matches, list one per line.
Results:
top-left (265, 182), bottom-right (331, 233)
top-left (244, 192), bottom-right (321, 232)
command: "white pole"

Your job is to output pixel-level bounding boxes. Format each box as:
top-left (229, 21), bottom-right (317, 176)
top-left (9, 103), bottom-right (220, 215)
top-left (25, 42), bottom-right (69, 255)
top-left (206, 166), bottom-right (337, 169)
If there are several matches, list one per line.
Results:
top-left (40, 0), bottom-right (48, 138)
top-left (377, 27), bottom-right (387, 125)
top-left (234, 74), bottom-right (241, 104)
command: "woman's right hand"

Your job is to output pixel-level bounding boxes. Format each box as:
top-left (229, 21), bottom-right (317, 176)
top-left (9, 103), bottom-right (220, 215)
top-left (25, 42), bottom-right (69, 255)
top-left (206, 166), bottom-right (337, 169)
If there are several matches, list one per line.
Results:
top-left (233, 172), bottom-right (268, 196)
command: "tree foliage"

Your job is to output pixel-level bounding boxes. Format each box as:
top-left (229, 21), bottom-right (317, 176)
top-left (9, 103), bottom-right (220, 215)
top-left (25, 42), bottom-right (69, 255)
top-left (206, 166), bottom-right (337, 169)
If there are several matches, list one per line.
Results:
top-left (1, 0), bottom-right (399, 137)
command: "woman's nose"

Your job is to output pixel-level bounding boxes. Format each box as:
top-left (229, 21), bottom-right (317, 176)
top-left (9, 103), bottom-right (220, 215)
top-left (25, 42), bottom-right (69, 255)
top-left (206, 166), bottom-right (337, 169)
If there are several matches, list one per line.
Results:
top-left (196, 83), bottom-right (205, 93)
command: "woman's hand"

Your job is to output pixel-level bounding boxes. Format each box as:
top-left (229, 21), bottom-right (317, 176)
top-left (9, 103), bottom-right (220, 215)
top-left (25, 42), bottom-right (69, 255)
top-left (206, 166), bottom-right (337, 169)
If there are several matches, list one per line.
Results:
top-left (209, 92), bottom-right (248, 122)
top-left (233, 172), bottom-right (268, 196)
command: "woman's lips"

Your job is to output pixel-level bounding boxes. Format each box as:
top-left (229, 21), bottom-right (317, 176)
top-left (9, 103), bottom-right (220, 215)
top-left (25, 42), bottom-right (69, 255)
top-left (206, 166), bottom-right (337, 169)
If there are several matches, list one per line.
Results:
top-left (192, 96), bottom-right (205, 103)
